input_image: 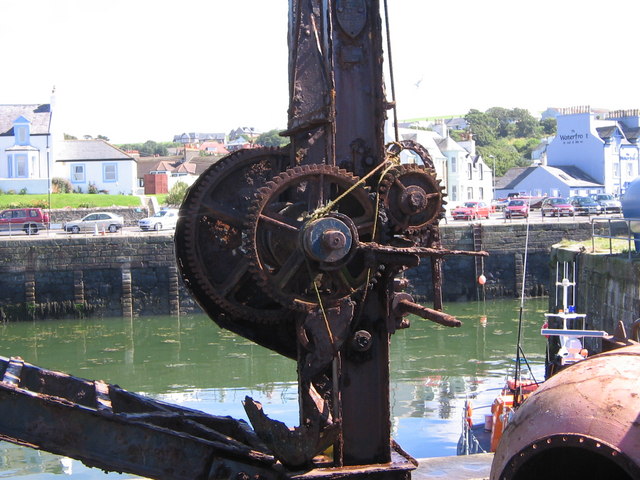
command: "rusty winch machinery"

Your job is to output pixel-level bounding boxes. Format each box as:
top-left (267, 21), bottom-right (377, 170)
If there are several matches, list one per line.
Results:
top-left (2, 3), bottom-right (640, 479)
top-left (174, 0), bottom-right (483, 476)
top-left (0, 2), bottom-right (487, 479)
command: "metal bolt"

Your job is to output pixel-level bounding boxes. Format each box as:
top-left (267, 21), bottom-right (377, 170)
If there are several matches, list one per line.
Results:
top-left (322, 230), bottom-right (347, 250)
top-left (352, 330), bottom-right (372, 352)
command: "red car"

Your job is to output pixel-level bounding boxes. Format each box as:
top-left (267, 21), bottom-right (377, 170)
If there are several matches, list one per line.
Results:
top-left (541, 197), bottom-right (574, 217)
top-left (452, 201), bottom-right (491, 220)
top-left (0, 208), bottom-right (50, 235)
top-left (504, 199), bottom-right (529, 219)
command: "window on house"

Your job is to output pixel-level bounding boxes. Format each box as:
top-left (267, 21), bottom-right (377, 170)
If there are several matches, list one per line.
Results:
top-left (451, 157), bottom-right (457, 173)
top-left (467, 187), bottom-right (473, 199)
top-left (16, 126), bottom-right (27, 145)
top-left (479, 187), bottom-right (484, 200)
top-left (613, 162), bottom-right (620, 177)
top-left (15, 155), bottom-right (27, 178)
top-left (628, 162), bottom-right (634, 177)
top-left (467, 163), bottom-right (472, 180)
top-left (71, 164), bottom-right (86, 183)
top-left (479, 165), bottom-right (483, 180)
top-left (103, 163), bottom-right (117, 182)
top-left (451, 185), bottom-right (457, 201)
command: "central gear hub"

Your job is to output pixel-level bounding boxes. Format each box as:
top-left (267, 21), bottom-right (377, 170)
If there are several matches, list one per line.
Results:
top-left (400, 185), bottom-right (429, 215)
top-left (246, 164), bottom-right (377, 310)
top-left (302, 216), bottom-right (356, 264)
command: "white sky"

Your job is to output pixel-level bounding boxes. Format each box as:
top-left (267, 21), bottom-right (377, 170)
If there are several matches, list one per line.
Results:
top-left (2, 0), bottom-right (639, 144)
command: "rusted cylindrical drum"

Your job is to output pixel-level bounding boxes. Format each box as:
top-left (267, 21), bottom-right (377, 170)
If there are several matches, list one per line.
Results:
top-left (491, 345), bottom-right (640, 480)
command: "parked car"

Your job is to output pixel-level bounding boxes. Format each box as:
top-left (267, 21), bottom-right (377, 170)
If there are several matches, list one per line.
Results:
top-left (452, 201), bottom-right (491, 220)
top-left (590, 193), bottom-right (622, 214)
top-left (491, 199), bottom-right (509, 212)
top-left (64, 212), bottom-right (124, 234)
top-left (0, 208), bottom-right (49, 235)
top-left (139, 209), bottom-right (179, 231)
top-left (504, 199), bottom-right (529, 219)
top-left (541, 197), bottom-right (574, 217)
top-left (568, 196), bottom-right (602, 215)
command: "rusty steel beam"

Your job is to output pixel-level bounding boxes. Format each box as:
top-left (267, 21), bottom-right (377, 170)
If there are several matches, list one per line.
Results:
top-left (0, 357), bottom-right (279, 480)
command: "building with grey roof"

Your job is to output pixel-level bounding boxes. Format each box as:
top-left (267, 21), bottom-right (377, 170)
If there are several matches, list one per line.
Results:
top-left (54, 140), bottom-right (137, 194)
top-left (0, 104), bottom-right (53, 194)
top-left (495, 165), bottom-right (602, 199)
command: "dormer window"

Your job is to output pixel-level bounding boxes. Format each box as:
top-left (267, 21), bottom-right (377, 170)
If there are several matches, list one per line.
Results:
top-left (13, 116), bottom-right (31, 146)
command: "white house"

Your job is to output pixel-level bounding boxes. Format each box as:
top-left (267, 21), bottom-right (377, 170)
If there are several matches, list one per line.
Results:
top-left (54, 140), bottom-right (137, 194)
top-left (0, 104), bottom-right (53, 194)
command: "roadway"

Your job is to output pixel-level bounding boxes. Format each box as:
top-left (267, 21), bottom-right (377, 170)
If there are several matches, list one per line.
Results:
top-left (0, 210), bottom-right (624, 238)
top-left (444, 209), bottom-right (622, 227)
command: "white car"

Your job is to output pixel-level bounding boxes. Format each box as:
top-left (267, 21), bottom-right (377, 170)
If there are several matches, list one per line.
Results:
top-left (65, 212), bottom-right (124, 234)
top-left (138, 209), bottom-right (179, 231)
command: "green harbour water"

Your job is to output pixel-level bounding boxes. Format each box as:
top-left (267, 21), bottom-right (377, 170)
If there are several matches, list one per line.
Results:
top-left (0, 298), bottom-right (548, 478)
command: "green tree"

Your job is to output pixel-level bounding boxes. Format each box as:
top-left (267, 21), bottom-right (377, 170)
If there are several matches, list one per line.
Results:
top-left (166, 182), bottom-right (189, 206)
top-left (117, 141), bottom-right (171, 156)
top-left (97, 135), bottom-right (110, 141)
top-left (511, 137), bottom-right (541, 160)
top-left (464, 109), bottom-right (498, 146)
top-left (512, 108), bottom-right (540, 138)
top-left (485, 107), bottom-right (514, 137)
top-left (478, 140), bottom-right (523, 177)
top-left (256, 129), bottom-right (287, 147)
top-left (540, 117), bottom-right (557, 135)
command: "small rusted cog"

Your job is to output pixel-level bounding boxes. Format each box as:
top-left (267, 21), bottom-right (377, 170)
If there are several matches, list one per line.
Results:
top-left (246, 164), bottom-right (377, 311)
top-left (379, 163), bottom-right (446, 234)
top-left (175, 147), bottom-right (293, 326)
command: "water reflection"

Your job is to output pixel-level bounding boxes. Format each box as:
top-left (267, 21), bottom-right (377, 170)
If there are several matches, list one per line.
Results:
top-left (0, 298), bottom-right (548, 477)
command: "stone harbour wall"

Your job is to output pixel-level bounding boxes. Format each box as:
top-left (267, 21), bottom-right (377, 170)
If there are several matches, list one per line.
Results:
top-left (0, 222), bottom-right (600, 321)
top-left (0, 234), bottom-right (199, 321)
top-left (406, 222), bottom-right (597, 302)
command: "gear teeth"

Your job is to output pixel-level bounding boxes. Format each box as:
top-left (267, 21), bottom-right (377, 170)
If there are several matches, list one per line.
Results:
top-left (174, 147), bottom-right (293, 325)
top-left (378, 162), bottom-right (445, 235)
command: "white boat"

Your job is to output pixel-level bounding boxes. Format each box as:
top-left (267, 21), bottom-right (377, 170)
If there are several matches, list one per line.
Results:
top-left (542, 261), bottom-right (608, 377)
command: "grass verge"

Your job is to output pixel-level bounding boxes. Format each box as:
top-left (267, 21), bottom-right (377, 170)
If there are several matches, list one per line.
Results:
top-left (0, 194), bottom-right (142, 209)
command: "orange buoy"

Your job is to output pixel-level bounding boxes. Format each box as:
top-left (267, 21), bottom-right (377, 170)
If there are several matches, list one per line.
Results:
top-left (478, 274), bottom-right (487, 285)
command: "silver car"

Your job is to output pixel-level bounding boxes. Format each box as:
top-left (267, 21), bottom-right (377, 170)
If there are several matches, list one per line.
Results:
top-left (591, 193), bottom-right (622, 214)
top-left (138, 209), bottom-right (179, 231)
top-left (64, 212), bottom-right (124, 234)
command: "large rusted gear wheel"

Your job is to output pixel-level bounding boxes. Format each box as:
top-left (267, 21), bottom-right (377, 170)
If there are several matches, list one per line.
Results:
top-left (379, 163), bottom-right (446, 234)
top-left (246, 164), bottom-right (377, 311)
top-left (175, 147), bottom-right (293, 325)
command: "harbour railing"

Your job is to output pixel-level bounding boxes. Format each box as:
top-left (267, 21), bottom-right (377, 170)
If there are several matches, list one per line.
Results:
top-left (591, 217), bottom-right (639, 260)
